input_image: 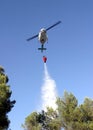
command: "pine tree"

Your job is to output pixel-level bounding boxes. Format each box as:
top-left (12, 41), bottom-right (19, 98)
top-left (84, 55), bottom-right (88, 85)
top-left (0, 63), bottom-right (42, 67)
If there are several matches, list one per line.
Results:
top-left (56, 91), bottom-right (93, 130)
top-left (0, 66), bottom-right (16, 130)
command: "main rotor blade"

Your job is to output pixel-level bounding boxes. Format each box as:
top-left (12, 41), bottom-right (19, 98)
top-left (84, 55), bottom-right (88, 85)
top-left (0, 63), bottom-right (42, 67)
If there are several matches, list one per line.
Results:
top-left (27, 34), bottom-right (38, 41)
top-left (46, 21), bottom-right (61, 31)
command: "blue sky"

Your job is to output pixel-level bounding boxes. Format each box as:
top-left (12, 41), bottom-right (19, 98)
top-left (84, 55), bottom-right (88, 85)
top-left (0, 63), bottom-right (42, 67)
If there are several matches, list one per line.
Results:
top-left (0, 0), bottom-right (93, 130)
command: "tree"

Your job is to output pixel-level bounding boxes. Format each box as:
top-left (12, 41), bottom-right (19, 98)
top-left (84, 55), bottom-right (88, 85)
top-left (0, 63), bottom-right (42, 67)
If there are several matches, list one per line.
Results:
top-left (23, 108), bottom-right (61, 130)
top-left (44, 107), bottom-right (61, 130)
top-left (22, 112), bottom-right (41, 130)
top-left (56, 91), bottom-right (93, 130)
top-left (56, 91), bottom-right (78, 130)
top-left (0, 66), bottom-right (16, 130)
top-left (23, 91), bottom-right (93, 130)
top-left (76, 98), bottom-right (93, 130)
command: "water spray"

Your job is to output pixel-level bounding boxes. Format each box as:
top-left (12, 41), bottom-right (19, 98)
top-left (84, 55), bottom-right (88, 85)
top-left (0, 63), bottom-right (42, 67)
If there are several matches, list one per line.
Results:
top-left (41, 62), bottom-right (57, 111)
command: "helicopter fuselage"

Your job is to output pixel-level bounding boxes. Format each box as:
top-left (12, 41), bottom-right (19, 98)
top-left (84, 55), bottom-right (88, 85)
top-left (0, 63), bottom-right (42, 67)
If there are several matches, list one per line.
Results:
top-left (38, 28), bottom-right (48, 44)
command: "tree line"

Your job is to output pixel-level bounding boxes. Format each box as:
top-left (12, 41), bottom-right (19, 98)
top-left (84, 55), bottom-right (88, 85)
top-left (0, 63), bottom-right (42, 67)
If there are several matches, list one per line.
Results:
top-left (22, 91), bottom-right (93, 130)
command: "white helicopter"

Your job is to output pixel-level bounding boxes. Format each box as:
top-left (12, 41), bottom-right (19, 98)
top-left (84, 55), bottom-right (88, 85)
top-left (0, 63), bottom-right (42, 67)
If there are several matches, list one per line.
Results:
top-left (27, 21), bottom-right (61, 52)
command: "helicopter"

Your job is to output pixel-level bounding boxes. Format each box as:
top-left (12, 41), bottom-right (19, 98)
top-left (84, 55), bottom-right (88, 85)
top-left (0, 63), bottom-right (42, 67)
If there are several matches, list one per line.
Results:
top-left (27, 21), bottom-right (61, 52)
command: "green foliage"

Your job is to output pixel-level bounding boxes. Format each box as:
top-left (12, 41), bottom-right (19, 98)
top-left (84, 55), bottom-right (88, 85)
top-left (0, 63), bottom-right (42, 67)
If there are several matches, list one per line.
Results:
top-left (0, 66), bottom-right (16, 130)
top-left (56, 91), bottom-right (93, 130)
top-left (22, 112), bottom-right (41, 130)
top-left (23, 91), bottom-right (93, 130)
top-left (56, 91), bottom-right (78, 128)
top-left (23, 108), bottom-right (61, 130)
